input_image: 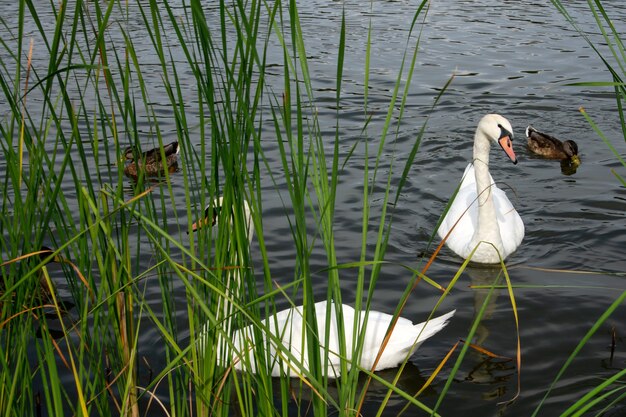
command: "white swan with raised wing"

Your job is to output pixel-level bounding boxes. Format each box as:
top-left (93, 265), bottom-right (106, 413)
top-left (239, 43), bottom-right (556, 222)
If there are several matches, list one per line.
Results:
top-left (195, 197), bottom-right (455, 377)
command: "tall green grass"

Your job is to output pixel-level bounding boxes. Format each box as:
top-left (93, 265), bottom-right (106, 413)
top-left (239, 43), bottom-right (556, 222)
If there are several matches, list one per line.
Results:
top-left (0, 0), bottom-right (477, 416)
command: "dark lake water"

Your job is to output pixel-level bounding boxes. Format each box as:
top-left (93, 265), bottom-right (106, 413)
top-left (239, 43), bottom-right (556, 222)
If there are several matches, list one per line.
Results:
top-left (291, 2), bottom-right (626, 416)
top-left (2, 0), bottom-right (626, 416)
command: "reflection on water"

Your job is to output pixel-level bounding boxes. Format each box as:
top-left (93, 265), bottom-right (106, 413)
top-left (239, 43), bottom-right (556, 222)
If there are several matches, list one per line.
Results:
top-left (272, 364), bottom-right (437, 415)
top-left (560, 157), bottom-right (580, 175)
top-left (466, 266), bottom-right (506, 348)
top-left (464, 265), bottom-right (516, 403)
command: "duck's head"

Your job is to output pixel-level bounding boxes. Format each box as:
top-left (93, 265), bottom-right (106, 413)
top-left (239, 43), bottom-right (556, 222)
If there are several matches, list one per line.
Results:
top-left (123, 146), bottom-right (138, 160)
top-left (164, 141), bottom-right (180, 156)
top-left (563, 140), bottom-right (579, 160)
top-left (478, 114), bottom-right (517, 164)
top-left (38, 246), bottom-right (64, 264)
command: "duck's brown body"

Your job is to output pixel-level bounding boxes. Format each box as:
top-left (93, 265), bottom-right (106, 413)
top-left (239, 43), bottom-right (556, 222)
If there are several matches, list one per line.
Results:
top-left (123, 141), bottom-right (179, 179)
top-left (526, 126), bottom-right (578, 160)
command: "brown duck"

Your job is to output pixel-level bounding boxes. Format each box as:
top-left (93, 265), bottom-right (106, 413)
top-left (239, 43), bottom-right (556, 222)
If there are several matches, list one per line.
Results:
top-left (123, 141), bottom-right (179, 179)
top-left (526, 126), bottom-right (579, 162)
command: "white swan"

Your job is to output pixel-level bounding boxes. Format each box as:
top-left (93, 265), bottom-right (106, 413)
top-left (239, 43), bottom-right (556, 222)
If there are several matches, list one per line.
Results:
top-left (194, 197), bottom-right (455, 377)
top-left (437, 114), bottom-right (524, 264)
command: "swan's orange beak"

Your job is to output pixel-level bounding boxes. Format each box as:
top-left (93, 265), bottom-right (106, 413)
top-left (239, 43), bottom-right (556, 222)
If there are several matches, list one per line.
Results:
top-left (498, 135), bottom-right (517, 165)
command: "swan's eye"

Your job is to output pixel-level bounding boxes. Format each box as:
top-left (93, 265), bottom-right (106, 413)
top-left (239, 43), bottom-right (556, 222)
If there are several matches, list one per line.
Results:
top-left (497, 124), bottom-right (513, 140)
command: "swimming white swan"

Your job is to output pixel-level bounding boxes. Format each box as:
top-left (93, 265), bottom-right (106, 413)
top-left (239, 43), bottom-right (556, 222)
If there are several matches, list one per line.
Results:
top-left (437, 114), bottom-right (524, 264)
top-left (194, 197), bottom-right (455, 377)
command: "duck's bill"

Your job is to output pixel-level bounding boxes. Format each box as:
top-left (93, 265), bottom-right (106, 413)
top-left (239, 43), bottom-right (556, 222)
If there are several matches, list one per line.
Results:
top-left (570, 155), bottom-right (581, 166)
top-left (191, 217), bottom-right (209, 232)
top-left (498, 136), bottom-right (518, 164)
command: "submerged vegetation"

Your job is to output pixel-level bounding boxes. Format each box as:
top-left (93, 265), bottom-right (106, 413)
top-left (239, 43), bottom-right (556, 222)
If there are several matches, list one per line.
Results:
top-left (0, 0), bottom-right (623, 416)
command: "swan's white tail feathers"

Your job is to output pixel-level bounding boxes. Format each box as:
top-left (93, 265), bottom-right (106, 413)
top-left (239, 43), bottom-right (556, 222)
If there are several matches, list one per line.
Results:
top-left (414, 309), bottom-right (456, 342)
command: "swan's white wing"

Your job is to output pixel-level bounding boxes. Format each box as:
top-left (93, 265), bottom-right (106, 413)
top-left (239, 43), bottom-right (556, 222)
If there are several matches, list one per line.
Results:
top-left (437, 163), bottom-right (480, 259)
top-left (227, 304), bottom-right (309, 376)
top-left (258, 301), bottom-right (349, 377)
top-left (313, 303), bottom-right (423, 375)
top-left (226, 303), bottom-right (454, 377)
top-left (412, 309), bottom-right (456, 343)
top-left (313, 300), bottom-right (350, 377)
top-left (359, 309), bottom-right (455, 371)
top-left (358, 309), bottom-right (411, 353)
top-left (492, 187), bottom-right (525, 258)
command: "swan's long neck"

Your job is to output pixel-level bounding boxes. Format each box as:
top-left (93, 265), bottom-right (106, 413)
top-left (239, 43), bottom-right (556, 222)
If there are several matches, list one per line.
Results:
top-left (221, 201), bottom-right (254, 334)
top-left (473, 132), bottom-right (492, 206)
top-left (471, 131), bottom-right (503, 251)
